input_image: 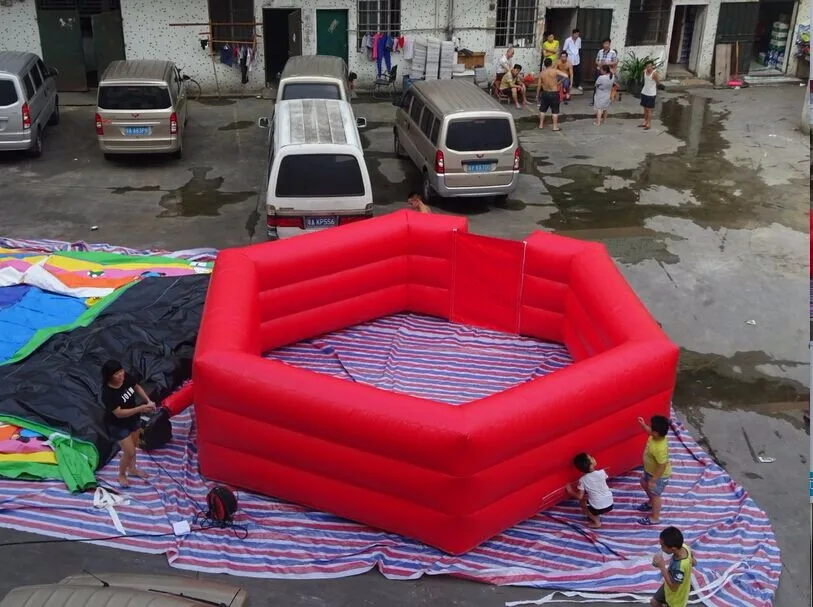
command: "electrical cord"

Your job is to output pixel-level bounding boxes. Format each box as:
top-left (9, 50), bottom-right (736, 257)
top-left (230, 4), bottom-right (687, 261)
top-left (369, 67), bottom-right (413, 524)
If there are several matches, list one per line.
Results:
top-left (145, 452), bottom-right (249, 540)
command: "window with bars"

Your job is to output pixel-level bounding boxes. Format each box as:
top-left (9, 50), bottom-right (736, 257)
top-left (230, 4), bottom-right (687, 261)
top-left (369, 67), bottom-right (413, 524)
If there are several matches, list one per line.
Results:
top-left (35, 0), bottom-right (120, 13)
top-left (495, 0), bottom-right (537, 48)
top-left (357, 0), bottom-right (401, 49)
top-left (626, 0), bottom-right (672, 45)
top-left (208, 0), bottom-right (255, 47)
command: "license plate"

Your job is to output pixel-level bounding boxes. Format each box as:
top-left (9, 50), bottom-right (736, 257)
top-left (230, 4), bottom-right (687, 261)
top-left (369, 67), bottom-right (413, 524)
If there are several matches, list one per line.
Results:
top-left (465, 162), bottom-right (493, 173)
top-left (304, 216), bottom-right (337, 228)
top-left (123, 126), bottom-right (150, 136)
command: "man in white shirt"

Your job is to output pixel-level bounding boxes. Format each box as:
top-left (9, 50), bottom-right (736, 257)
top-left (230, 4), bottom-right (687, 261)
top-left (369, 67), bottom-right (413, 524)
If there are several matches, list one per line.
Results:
top-left (495, 46), bottom-right (514, 80)
top-left (562, 29), bottom-right (582, 91)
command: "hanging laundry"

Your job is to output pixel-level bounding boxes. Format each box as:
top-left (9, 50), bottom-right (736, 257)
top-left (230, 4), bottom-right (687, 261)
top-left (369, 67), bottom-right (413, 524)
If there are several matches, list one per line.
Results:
top-left (371, 32), bottom-right (382, 60)
top-left (246, 46), bottom-right (253, 72)
top-left (220, 44), bottom-right (233, 67)
top-left (376, 33), bottom-right (392, 77)
top-left (239, 46), bottom-right (249, 84)
top-left (403, 35), bottom-right (415, 60)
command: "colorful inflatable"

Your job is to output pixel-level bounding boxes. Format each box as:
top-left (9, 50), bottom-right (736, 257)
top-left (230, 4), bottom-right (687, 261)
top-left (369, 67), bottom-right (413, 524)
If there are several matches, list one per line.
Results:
top-left (193, 211), bottom-right (678, 554)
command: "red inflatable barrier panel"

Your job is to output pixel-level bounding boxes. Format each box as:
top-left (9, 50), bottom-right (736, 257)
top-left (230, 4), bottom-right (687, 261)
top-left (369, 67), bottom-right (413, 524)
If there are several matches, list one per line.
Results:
top-left (193, 210), bottom-right (678, 555)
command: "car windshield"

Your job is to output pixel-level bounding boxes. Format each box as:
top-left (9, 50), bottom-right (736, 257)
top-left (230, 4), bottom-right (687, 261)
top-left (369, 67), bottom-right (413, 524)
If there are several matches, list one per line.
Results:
top-left (276, 154), bottom-right (364, 197)
top-left (97, 85), bottom-right (171, 110)
top-left (281, 83), bottom-right (342, 101)
top-left (0, 79), bottom-right (18, 106)
top-left (445, 118), bottom-right (513, 152)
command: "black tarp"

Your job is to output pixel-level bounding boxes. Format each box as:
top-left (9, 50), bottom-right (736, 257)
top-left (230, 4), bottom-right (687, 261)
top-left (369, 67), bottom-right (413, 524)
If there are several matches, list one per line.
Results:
top-left (0, 275), bottom-right (209, 467)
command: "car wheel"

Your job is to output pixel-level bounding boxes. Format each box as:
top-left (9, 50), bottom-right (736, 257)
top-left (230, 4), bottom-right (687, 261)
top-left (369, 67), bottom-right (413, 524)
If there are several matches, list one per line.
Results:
top-left (393, 131), bottom-right (404, 158)
top-left (28, 129), bottom-right (43, 158)
top-left (171, 145), bottom-right (183, 160)
top-left (422, 171), bottom-right (434, 203)
top-left (493, 194), bottom-right (509, 205)
top-left (103, 153), bottom-right (114, 161)
top-left (48, 100), bottom-right (60, 126)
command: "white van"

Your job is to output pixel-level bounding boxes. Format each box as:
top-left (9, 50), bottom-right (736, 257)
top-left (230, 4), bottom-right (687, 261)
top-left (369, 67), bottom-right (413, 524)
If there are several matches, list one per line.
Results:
top-left (258, 99), bottom-right (373, 240)
top-left (277, 55), bottom-right (352, 102)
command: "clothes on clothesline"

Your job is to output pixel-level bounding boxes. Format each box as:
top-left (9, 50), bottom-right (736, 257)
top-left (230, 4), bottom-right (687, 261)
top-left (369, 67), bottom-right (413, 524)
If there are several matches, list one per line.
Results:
top-left (218, 43), bottom-right (253, 84)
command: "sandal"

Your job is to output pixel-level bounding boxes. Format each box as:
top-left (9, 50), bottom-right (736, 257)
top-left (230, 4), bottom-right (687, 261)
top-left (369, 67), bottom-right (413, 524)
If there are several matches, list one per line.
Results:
top-left (637, 502), bottom-right (653, 512)
top-left (638, 517), bottom-right (658, 526)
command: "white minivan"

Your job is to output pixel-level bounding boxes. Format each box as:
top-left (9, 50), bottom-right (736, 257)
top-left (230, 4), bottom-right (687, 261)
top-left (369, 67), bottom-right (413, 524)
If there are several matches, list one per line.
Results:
top-left (258, 98), bottom-right (373, 240)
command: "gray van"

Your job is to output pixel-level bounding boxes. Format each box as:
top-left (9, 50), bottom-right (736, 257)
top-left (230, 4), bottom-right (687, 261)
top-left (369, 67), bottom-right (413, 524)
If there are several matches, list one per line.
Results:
top-left (277, 55), bottom-right (352, 102)
top-left (0, 51), bottom-right (59, 158)
top-left (96, 60), bottom-right (188, 159)
top-left (394, 80), bottom-right (519, 203)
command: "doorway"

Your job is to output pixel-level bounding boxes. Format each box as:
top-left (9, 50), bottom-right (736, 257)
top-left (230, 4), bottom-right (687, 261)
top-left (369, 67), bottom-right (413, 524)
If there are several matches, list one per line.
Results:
top-left (750, 0), bottom-right (797, 74)
top-left (576, 8), bottom-right (613, 83)
top-left (544, 8), bottom-right (578, 55)
top-left (668, 5), bottom-right (706, 75)
top-left (35, 0), bottom-right (125, 92)
top-left (316, 9), bottom-right (349, 64)
top-left (262, 8), bottom-right (298, 84)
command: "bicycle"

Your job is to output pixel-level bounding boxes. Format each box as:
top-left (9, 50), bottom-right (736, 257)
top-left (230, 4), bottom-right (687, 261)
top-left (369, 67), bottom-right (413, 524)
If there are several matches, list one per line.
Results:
top-left (178, 67), bottom-right (202, 100)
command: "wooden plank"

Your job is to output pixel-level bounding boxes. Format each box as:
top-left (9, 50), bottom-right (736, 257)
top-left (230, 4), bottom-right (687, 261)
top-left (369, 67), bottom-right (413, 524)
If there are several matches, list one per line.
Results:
top-left (714, 43), bottom-right (731, 86)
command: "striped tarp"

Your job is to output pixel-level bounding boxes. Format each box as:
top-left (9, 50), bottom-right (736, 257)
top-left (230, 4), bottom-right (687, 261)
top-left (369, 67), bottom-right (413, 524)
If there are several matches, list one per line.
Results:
top-left (0, 314), bottom-right (779, 606)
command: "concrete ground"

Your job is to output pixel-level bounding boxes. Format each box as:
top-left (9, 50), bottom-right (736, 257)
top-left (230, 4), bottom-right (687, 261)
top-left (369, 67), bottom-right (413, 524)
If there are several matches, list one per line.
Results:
top-left (0, 84), bottom-right (809, 606)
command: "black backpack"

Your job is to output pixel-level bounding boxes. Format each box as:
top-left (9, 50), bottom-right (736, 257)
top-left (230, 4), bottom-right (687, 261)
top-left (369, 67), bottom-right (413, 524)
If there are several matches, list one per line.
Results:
top-left (138, 407), bottom-right (173, 451)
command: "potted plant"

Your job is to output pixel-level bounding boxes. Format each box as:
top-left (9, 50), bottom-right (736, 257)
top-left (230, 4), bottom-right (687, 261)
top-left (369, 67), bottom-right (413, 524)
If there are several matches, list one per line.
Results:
top-left (618, 53), bottom-right (663, 97)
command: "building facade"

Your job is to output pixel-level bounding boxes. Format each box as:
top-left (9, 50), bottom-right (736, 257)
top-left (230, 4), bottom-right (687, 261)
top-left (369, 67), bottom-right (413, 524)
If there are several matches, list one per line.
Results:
top-left (0, 0), bottom-right (808, 94)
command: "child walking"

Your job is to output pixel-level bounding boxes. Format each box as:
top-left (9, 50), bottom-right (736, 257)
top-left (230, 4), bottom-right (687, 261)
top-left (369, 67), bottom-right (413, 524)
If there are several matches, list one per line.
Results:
top-left (637, 415), bottom-right (671, 525)
top-left (566, 452), bottom-right (614, 529)
top-left (651, 526), bottom-right (696, 607)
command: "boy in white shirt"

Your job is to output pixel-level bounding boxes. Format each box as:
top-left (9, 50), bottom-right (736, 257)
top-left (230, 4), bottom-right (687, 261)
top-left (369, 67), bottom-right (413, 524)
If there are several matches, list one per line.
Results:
top-left (566, 452), bottom-right (614, 529)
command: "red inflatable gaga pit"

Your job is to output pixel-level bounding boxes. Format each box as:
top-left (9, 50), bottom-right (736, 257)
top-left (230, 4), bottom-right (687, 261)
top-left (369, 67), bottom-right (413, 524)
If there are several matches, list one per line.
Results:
top-left (193, 210), bottom-right (678, 555)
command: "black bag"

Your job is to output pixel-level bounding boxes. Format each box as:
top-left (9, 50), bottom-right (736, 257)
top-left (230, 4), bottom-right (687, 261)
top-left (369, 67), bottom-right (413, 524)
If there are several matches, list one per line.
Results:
top-left (138, 407), bottom-right (172, 451)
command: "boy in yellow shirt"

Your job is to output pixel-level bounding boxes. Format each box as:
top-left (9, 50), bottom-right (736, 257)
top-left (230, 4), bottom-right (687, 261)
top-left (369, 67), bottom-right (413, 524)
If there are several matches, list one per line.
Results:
top-left (651, 526), bottom-right (696, 607)
top-left (637, 414), bottom-right (671, 525)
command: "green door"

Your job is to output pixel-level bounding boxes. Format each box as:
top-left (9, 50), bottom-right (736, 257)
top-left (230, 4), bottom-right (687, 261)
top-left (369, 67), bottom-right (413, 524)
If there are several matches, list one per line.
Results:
top-left (36, 10), bottom-right (87, 92)
top-left (316, 9), bottom-right (349, 64)
top-left (92, 10), bottom-right (126, 78)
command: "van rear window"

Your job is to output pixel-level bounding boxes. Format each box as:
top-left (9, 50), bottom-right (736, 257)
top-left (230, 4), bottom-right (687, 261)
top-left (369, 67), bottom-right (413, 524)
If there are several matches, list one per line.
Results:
top-left (98, 85), bottom-right (171, 110)
top-left (445, 118), bottom-right (513, 152)
top-left (281, 83), bottom-right (341, 101)
top-left (0, 80), bottom-right (18, 106)
top-left (276, 155), bottom-right (365, 198)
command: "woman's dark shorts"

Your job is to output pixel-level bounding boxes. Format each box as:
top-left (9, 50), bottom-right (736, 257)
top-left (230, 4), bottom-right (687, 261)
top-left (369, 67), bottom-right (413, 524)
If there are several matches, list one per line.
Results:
top-left (640, 94), bottom-right (656, 109)
top-left (587, 503), bottom-right (614, 516)
top-left (110, 425), bottom-right (135, 442)
top-left (539, 91), bottom-right (560, 115)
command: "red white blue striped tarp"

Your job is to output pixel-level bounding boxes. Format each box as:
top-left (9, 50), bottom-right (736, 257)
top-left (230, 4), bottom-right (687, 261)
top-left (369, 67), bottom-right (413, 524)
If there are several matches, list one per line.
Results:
top-left (0, 314), bottom-right (779, 607)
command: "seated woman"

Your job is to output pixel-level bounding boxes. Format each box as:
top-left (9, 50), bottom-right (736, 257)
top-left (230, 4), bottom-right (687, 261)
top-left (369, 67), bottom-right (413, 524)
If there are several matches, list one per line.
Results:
top-left (101, 359), bottom-right (157, 487)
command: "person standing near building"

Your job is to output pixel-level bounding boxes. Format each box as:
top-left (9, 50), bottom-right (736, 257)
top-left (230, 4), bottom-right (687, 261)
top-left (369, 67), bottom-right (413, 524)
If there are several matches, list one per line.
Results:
top-left (593, 65), bottom-right (613, 126)
top-left (541, 32), bottom-right (560, 67)
top-left (537, 58), bottom-right (567, 131)
top-left (595, 39), bottom-right (619, 104)
top-left (562, 29), bottom-right (582, 91)
top-left (639, 61), bottom-right (660, 130)
top-left (555, 51), bottom-right (573, 103)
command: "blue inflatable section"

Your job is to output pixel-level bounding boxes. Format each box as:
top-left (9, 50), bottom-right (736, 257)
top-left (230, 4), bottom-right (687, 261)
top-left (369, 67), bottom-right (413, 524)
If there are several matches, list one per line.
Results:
top-left (0, 286), bottom-right (87, 363)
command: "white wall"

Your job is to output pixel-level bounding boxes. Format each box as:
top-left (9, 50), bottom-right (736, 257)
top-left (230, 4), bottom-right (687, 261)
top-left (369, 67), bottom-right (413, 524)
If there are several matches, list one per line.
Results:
top-left (0, 1), bottom-right (42, 57)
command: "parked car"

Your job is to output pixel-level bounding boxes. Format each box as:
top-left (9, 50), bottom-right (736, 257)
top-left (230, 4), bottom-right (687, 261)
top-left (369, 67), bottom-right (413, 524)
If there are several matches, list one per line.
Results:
top-left (0, 51), bottom-right (59, 158)
top-left (258, 98), bottom-right (372, 240)
top-left (95, 60), bottom-right (188, 159)
top-left (0, 573), bottom-right (248, 606)
top-left (394, 79), bottom-right (520, 204)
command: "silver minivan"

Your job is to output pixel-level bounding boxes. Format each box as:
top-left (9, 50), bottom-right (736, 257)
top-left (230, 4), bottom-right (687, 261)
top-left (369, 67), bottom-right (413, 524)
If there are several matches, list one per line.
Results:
top-left (394, 80), bottom-right (520, 203)
top-left (277, 55), bottom-right (352, 102)
top-left (0, 51), bottom-right (59, 158)
top-left (96, 60), bottom-right (188, 159)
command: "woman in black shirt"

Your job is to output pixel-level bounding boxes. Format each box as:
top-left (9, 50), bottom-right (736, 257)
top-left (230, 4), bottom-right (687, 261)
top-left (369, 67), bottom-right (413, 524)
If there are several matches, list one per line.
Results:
top-left (101, 359), bottom-right (157, 487)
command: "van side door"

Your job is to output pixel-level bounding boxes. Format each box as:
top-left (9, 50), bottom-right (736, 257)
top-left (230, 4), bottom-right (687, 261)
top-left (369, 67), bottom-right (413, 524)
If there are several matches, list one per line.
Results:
top-left (36, 59), bottom-right (55, 118)
top-left (173, 66), bottom-right (187, 133)
top-left (404, 96), bottom-right (425, 167)
top-left (417, 109), bottom-right (439, 174)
